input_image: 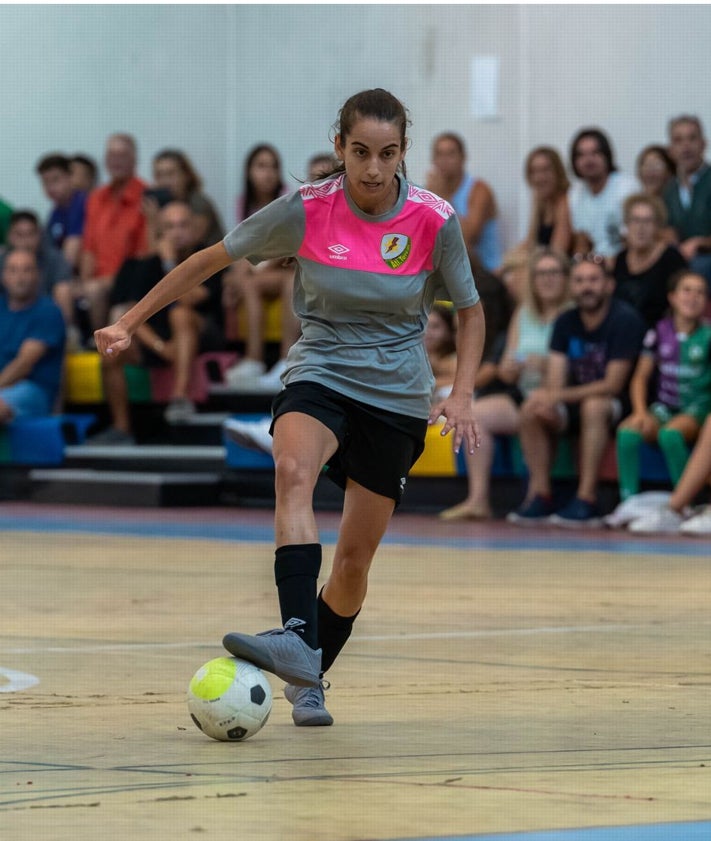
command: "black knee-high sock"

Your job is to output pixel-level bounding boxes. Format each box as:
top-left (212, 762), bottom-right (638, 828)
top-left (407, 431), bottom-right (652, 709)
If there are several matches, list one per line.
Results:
top-left (318, 589), bottom-right (360, 674)
top-left (274, 544), bottom-right (321, 650)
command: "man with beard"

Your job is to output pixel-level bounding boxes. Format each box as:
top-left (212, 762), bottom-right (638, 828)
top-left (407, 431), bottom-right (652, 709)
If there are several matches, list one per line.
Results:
top-left (507, 254), bottom-right (645, 527)
top-left (568, 128), bottom-right (638, 262)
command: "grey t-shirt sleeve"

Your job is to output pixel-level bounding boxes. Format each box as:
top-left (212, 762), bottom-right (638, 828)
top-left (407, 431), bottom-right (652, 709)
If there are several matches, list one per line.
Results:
top-left (430, 213), bottom-right (480, 309)
top-left (222, 191), bottom-right (305, 264)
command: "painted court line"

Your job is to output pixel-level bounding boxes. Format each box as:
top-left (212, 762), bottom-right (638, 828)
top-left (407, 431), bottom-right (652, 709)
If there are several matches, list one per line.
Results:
top-left (0, 624), bottom-right (658, 656)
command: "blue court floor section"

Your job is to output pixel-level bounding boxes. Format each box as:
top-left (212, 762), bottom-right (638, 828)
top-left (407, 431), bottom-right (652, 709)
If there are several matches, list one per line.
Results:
top-left (392, 821), bottom-right (711, 841)
top-left (0, 506), bottom-right (709, 557)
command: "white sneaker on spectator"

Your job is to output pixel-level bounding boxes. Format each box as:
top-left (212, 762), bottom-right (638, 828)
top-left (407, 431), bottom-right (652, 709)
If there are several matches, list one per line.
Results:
top-left (628, 506), bottom-right (687, 534)
top-left (164, 397), bottom-right (197, 424)
top-left (603, 491), bottom-right (672, 529)
top-left (224, 358), bottom-right (266, 390)
top-left (223, 417), bottom-right (273, 455)
top-left (251, 359), bottom-right (288, 394)
top-left (679, 505), bottom-right (711, 536)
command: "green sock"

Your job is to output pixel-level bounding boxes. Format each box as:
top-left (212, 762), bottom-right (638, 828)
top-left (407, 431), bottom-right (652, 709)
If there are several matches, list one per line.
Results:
top-left (657, 427), bottom-right (689, 485)
top-left (616, 427), bottom-right (642, 500)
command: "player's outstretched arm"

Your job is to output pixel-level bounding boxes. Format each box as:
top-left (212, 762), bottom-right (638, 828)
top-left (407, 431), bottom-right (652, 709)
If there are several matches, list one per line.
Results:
top-left (94, 242), bottom-right (234, 358)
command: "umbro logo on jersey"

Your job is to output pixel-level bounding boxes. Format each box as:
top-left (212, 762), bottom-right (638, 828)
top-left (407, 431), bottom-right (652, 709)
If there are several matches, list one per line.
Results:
top-left (328, 243), bottom-right (349, 261)
top-left (381, 234), bottom-right (411, 269)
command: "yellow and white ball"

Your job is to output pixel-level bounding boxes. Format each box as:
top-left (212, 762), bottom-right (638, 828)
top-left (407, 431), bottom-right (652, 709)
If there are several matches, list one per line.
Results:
top-left (187, 656), bottom-right (272, 741)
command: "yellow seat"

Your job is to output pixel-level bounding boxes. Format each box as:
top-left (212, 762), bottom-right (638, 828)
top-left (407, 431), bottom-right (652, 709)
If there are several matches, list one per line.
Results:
top-left (410, 421), bottom-right (459, 477)
top-left (235, 298), bottom-right (283, 344)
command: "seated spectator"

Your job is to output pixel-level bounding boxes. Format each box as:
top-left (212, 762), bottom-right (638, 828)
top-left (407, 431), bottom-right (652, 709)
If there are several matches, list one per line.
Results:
top-left (568, 127), bottom-right (639, 261)
top-left (523, 146), bottom-right (572, 255)
top-left (628, 413), bottom-right (711, 535)
top-left (0, 249), bottom-right (66, 425)
top-left (440, 248), bottom-right (571, 521)
top-left (78, 133), bottom-right (148, 335)
top-left (459, 255), bottom-right (515, 405)
top-left (144, 148), bottom-right (225, 248)
top-left (35, 152), bottom-right (87, 272)
top-left (70, 154), bottom-right (99, 194)
top-left (425, 302), bottom-right (458, 400)
top-left (90, 201), bottom-right (225, 444)
top-left (499, 245), bottom-right (530, 305)
top-left (613, 193), bottom-right (687, 327)
top-left (0, 210), bottom-right (75, 332)
top-left (636, 144), bottom-right (676, 199)
top-left (507, 254), bottom-right (646, 527)
top-left (662, 115), bottom-right (711, 288)
top-left (616, 270), bottom-right (711, 502)
top-left (0, 195), bottom-right (12, 246)
top-left (426, 132), bottom-right (502, 271)
top-left (223, 144), bottom-right (298, 392)
top-left (306, 152), bottom-right (338, 182)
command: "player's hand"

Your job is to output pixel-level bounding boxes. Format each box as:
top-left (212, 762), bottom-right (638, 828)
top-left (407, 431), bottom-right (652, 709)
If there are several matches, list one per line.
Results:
top-left (94, 322), bottom-right (132, 358)
top-left (428, 392), bottom-right (480, 455)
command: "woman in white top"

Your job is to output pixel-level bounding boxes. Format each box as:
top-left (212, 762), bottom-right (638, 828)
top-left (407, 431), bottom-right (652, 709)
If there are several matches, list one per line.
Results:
top-left (440, 248), bottom-right (571, 520)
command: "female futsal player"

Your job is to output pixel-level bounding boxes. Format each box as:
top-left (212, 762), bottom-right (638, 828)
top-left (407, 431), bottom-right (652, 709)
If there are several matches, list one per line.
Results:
top-left (94, 89), bottom-right (485, 727)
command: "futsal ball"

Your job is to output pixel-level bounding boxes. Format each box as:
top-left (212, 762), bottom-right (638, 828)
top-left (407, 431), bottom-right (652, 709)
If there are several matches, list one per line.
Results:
top-left (187, 656), bottom-right (272, 741)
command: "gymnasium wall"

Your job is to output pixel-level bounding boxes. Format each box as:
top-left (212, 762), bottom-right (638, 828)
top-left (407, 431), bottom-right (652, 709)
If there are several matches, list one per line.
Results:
top-left (1, 4), bottom-right (710, 250)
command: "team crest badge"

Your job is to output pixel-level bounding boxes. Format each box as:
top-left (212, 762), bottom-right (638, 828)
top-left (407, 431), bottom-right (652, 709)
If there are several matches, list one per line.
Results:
top-left (380, 234), bottom-right (411, 269)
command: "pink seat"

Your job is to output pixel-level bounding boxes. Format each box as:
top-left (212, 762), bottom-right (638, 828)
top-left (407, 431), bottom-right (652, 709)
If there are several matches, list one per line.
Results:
top-left (149, 352), bottom-right (238, 403)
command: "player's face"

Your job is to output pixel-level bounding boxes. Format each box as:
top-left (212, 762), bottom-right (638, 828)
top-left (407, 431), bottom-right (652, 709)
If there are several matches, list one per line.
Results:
top-left (624, 202), bottom-right (659, 250)
top-left (570, 261), bottom-right (611, 312)
top-left (335, 117), bottom-right (406, 214)
top-left (1, 250), bottom-right (39, 303)
top-left (669, 121), bottom-right (706, 175)
top-left (40, 168), bottom-right (74, 204)
top-left (669, 273), bottom-right (708, 321)
top-left (573, 137), bottom-right (608, 182)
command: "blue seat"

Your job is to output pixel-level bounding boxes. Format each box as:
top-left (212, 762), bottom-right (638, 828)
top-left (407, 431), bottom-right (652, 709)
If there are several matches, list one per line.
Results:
top-left (7, 413), bottom-right (96, 466)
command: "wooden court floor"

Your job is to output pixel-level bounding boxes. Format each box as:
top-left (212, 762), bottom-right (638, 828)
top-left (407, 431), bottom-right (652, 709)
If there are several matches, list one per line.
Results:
top-left (1, 502), bottom-right (710, 841)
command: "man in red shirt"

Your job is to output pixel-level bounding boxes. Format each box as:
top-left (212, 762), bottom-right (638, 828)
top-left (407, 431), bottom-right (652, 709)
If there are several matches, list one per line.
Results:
top-left (78, 133), bottom-right (148, 334)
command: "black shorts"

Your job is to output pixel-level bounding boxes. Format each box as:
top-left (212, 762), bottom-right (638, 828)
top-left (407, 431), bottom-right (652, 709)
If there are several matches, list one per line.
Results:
top-left (271, 381), bottom-right (427, 505)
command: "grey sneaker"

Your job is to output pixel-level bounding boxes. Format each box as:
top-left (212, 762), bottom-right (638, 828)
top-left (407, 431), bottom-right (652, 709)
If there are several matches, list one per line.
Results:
top-left (86, 427), bottom-right (135, 446)
top-left (284, 680), bottom-right (333, 727)
top-left (164, 397), bottom-right (196, 424)
top-left (222, 628), bottom-right (321, 687)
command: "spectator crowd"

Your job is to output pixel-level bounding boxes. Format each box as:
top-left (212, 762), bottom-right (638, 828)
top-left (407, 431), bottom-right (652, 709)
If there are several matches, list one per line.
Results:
top-left (2, 114), bottom-right (711, 534)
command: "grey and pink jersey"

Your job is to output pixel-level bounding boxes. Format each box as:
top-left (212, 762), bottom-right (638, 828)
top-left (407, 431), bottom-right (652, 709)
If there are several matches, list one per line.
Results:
top-left (223, 175), bottom-right (479, 418)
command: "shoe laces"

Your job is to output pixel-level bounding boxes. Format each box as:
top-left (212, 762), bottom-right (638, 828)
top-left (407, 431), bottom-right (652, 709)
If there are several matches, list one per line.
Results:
top-left (302, 680), bottom-right (330, 707)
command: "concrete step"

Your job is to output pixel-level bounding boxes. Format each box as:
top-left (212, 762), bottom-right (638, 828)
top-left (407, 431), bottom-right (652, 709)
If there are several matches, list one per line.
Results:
top-left (28, 467), bottom-right (223, 507)
top-left (64, 444), bottom-right (226, 472)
